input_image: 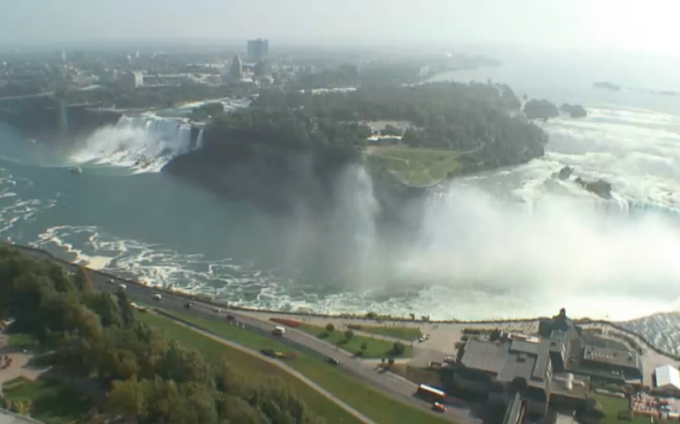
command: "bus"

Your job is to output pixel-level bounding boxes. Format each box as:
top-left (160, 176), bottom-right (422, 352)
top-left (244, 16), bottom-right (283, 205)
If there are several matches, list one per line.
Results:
top-left (417, 384), bottom-right (446, 402)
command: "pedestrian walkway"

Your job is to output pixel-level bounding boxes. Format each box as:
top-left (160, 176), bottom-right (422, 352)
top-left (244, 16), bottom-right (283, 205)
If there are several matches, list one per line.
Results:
top-left (0, 409), bottom-right (42, 424)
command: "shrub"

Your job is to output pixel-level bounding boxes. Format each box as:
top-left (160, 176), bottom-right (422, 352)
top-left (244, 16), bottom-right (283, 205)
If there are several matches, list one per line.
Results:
top-left (347, 324), bottom-right (362, 330)
top-left (360, 342), bottom-right (367, 351)
top-left (617, 410), bottom-right (632, 421)
top-left (325, 323), bottom-right (335, 332)
top-left (269, 318), bottom-right (301, 328)
top-left (344, 330), bottom-right (354, 340)
top-left (392, 341), bottom-right (406, 355)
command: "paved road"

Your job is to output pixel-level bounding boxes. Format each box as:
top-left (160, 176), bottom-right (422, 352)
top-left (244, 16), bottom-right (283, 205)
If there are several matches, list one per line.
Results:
top-left (0, 410), bottom-right (41, 424)
top-left (0, 92), bottom-right (54, 102)
top-left (10, 245), bottom-right (480, 423)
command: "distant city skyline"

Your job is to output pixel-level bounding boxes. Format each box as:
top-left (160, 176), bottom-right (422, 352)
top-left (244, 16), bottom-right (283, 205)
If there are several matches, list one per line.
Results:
top-left (2, 0), bottom-right (680, 58)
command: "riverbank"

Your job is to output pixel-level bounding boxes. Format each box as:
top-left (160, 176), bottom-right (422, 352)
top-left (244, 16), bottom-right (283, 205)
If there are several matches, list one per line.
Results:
top-left (4, 241), bottom-right (677, 364)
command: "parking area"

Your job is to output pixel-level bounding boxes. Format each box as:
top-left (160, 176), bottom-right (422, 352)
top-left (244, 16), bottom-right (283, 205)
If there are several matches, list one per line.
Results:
top-left (632, 392), bottom-right (680, 418)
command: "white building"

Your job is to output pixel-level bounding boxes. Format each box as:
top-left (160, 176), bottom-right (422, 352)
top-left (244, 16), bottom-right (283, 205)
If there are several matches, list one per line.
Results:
top-left (120, 71), bottom-right (144, 89)
top-left (654, 365), bottom-right (680, 392)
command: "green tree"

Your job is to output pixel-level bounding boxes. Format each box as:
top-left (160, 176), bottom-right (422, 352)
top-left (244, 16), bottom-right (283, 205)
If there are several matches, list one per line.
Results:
top-left (217, 394), bottom-right (263, 424)
top-left (360, 342), bottom-right (367, 353)
top-left (325, 323), bottom-right (335, 332)
top-left (392, 341), bottom-right (405, 355)
top-left (106, 378), bottom-right (146, 419)
top-left (344, 330), bottom-right (354, 341)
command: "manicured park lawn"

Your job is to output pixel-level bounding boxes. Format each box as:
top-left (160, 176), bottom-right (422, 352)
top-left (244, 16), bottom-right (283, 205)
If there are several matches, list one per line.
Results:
top-left (356, 325), bottom-right (422, 341)
top-left (136, 312), bottom-right (362, 424)
top-left (370, 145), bottom-right (462, 187)
top-left (153, 309), bottom-right (451, 424)
top-left (593, 394), bottom-right (648, 424)
top-left (298, 324), bottom-right (413, 358)
top-left (1, 377), bottom-right (92, 424)
top-left (6, 332), bottom-right (38, 348)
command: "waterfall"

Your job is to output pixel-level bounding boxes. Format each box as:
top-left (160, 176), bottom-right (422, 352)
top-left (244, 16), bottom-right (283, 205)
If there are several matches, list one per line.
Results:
top-left (196, 129), bottom-right (205, 149)
top-left (71, 115), bottom-right (198, 173)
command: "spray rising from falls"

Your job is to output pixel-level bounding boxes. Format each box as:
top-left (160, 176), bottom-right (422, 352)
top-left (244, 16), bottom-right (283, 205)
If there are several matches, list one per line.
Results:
top-left (390, 183), bottom-right (680, 320)
top-left (71, 115), bottom-right (203, 173)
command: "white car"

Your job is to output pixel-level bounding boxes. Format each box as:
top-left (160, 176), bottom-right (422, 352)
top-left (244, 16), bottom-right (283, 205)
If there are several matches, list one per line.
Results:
top-left (118, 284), bottom-right (127, 290)
top-left (152, 294), bottom-right (162, 301)
top-left (106, 278), bottom-right (115, 284)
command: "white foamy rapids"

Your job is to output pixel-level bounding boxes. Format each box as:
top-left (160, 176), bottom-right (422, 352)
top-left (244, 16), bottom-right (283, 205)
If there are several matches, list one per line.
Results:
top-left (0, 168), bottom-right (57, 235)
top-left (32, 225), bottom-right (292, 305)
top-left (71, 115), bottom-right (198, 173)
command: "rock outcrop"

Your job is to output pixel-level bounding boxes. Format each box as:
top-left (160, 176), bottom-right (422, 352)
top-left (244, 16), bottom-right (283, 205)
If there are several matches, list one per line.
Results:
top-left (560, 104), bottom-right (587, 118)
top-left (557, 166), bottom-right (574, 180)
top-left (523, 99), bottom-right (559, 120)
top-left (576, 177), bottom-right (612, 199)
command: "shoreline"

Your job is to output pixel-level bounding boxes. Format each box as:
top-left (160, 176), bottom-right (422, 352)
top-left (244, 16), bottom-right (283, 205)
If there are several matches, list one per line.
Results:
top-left (3, 241), bottom-right (678, 363)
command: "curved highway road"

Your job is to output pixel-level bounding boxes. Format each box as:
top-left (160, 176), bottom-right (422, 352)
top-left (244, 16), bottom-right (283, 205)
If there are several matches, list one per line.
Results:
top-left (9, 244), bottom-right (480, 423)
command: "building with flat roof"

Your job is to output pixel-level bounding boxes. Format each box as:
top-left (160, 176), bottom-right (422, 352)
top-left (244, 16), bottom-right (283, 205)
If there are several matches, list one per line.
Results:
top-left (120, 70), bottom-right (144, 89)
top-left (247, 39), bottom-right (269, 63)
top-left (582, 345), bottom-right (642, 378)
top-left (455, 308), bottom-right (641, 420)
top-left (460, 336), bottom-right (553, 414)
top-left (654, 365), bottom-right (680, 393)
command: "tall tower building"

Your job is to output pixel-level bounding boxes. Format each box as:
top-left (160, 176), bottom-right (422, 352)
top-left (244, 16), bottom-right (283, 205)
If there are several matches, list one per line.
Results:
top-left (230, 55), bottom-right (243, 80)
top-left (247, 39), bottom-right (269, 63)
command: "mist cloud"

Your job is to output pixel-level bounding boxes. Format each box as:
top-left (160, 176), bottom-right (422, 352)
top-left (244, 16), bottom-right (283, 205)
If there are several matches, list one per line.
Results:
top-left (391, 183), bottom-right (680, 319)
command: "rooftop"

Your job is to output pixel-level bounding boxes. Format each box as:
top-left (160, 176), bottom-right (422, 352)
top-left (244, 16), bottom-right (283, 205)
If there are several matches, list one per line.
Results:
top-left (582, 345), bottom-right (641, 369)
top-left (655, 365), bottom-right (680, 390)
top-left (460, 337), bottom-right (552, 394)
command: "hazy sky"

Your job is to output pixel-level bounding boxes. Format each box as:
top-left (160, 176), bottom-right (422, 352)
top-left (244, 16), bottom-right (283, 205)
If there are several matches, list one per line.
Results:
top-left (2, 0), bottom-right (679, 56)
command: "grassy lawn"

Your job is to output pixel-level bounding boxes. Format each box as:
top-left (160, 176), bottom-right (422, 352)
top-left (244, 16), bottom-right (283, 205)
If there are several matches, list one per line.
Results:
top-left (153, 309), bottom-right (451, 424)
top-left (1, 377), bottom-right (92, 424)
top-left (592, 394), bottom-right (648, 424)
top-left (355, 326), bottom-right (422, 341)
top-left (298, 324), bottom-right (412, 359)
top-left (136, 312), bottom-right (363, 424)
top-left (6, 332), bottom-right (38, 348)
top-left (370, 145), bottom-right (461, 187)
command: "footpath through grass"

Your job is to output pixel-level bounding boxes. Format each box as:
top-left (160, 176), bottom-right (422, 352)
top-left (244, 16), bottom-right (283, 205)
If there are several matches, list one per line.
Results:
top-left (136, 312), bottom-right (361, 424)
top-left (353, 325), bottom-right (422, 342)
top-left (156, 309), bottom-right (451, 424)
top-left (1, 377), bottom-right (92, 424)
top-left (297, 324), bottom-right (412, 358)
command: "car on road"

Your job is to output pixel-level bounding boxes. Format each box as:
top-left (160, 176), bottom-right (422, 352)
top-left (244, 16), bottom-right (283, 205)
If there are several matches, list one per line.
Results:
top-left (226, 314), bottom-right (235, 321)
top-left (432, 402), bottom-right (446, 413)
top-left (184, 302), bottom-right (192, 309)
top-left (327, 357), bottom-right (339, 366)
top-left (213, 307), bottom-right (222, 313)
top-left (106, 278), bottom-right (115, 284)
top-left (272, 326), bottom-right (286, 336)
top-left (152, 294), bottom-right (162, 301)
top-left (118, 284), bottom-right (127, 290)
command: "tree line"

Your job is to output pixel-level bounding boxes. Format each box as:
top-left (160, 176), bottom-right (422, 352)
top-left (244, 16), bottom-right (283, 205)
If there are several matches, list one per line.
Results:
top-left (0, 247), bottom-right (324, 424)
top-left (204, 81), bottom-right (546, 171)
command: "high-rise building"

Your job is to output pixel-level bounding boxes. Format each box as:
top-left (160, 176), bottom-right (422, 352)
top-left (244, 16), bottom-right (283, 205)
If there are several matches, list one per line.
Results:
top-left (247, 39), bottom-right (269, 63)
top-left (120, 71), bottom-right (144, 89)
top-left (229, 55), bottom-right (243, 80)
